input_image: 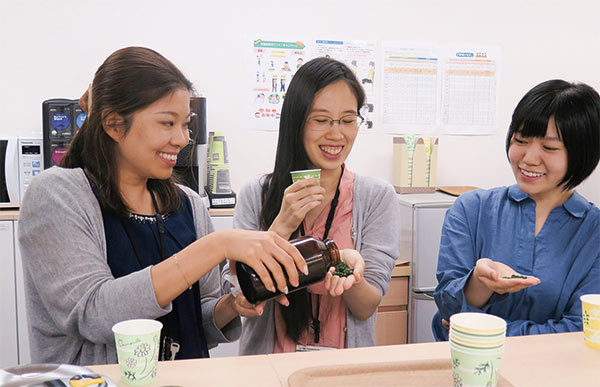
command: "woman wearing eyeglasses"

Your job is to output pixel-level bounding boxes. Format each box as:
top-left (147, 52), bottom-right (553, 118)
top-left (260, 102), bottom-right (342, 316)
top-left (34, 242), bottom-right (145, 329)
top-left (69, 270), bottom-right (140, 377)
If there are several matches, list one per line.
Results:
top-left (223, 57), bottom-right (401, 355)
top-left (17, 47), bottom-right (306, 365)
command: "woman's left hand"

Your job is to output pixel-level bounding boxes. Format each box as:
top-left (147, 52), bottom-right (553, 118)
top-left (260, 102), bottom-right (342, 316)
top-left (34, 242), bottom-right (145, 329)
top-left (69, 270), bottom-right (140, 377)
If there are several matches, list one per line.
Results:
top-left (323, 249), bottom-right (365, 296)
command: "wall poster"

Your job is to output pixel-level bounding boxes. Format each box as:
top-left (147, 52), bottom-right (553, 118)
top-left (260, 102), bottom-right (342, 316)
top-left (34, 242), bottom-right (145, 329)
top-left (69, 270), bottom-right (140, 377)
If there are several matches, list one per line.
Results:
top-left (245, 35), bottom-right (309, 131)
top-left (313, 39), bottom-right (377, 131)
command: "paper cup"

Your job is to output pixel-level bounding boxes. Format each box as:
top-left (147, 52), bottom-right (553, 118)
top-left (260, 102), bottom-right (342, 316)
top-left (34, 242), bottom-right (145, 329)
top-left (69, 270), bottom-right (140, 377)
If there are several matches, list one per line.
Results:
top-left (581, 294), bottom-right (600, 349)
top-left (451, 345), bottom-right (504, 387)
top-left (450, 312), bottom-right (507, 334)
top-left (449, 312), bottom-right (506, 386)
top-left (112, 319), bottom-right (162, 386)
top-left (290, 169), bottom-right (321, 185)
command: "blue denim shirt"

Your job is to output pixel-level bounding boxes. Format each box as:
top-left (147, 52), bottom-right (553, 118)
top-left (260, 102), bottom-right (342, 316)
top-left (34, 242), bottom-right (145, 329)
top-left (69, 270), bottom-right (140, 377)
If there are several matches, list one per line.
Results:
top-left (432, 185), bottom-right (600, 341)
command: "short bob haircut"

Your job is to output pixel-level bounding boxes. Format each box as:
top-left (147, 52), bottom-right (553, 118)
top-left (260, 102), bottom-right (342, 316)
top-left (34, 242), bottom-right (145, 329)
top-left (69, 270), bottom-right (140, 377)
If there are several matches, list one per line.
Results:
top-left (506, 79), bottom-right (600, 190)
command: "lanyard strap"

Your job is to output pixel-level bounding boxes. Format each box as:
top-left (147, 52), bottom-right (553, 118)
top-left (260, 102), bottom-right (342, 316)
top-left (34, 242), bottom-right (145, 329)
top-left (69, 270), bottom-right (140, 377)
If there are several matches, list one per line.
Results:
top-left (299, 165), bottom-right (344, 344)
top-left (300, 165), bottom-right (344, 241)
top-left (311, 293), bottom-right (321, 343)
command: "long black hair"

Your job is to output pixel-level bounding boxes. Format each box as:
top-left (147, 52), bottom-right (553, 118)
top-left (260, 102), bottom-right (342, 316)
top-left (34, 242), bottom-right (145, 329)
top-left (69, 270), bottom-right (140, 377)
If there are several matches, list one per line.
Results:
top-left (506, 79), bottom-right (600, 190)
top-left (259, 57), bottom-right (365, 341)
top-left (61, 47), bottom-right (194, 217)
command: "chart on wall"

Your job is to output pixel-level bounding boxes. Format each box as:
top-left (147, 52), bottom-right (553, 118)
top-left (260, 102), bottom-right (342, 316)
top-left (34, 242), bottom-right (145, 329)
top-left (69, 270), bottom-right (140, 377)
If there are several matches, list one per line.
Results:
top-left (380, 42), bottom-right (501, 135)
top-left (245, 35), bottom-right (501, 135)
top-left (380, 42), bottom-right (442, 134)
top-left (441, 44), bottom-right (501, 135)
top-left (312, 39), bottom-right (377, 131)
top-left (245, 35), bottom-right (310, 132)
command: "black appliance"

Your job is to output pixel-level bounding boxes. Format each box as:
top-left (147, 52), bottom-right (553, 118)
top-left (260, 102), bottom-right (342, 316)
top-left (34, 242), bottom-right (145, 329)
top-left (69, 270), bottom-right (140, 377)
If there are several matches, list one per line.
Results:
top-left (42, 99), bottom-right (86, 169)
top-left (173, 96), bottom-right (208, 194)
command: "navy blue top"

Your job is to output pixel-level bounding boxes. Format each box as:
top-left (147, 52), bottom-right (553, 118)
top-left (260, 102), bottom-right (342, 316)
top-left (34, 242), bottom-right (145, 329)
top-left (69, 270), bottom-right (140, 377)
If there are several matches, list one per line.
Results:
top-left (100, 192), bottom-right (209, 359)
top-left (433, 185), bottom-right (600, 341)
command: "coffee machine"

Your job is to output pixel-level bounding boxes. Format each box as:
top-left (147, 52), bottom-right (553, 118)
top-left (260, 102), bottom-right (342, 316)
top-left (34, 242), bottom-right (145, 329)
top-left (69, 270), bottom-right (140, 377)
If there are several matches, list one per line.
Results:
top-left (173, 96), bottom-right (208, 196)
top-left (42, 99), bottom-right (85, 169)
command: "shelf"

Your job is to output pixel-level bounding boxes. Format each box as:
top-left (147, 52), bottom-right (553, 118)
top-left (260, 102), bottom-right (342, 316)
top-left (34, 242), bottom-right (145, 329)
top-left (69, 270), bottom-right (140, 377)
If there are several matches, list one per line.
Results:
top-left (0, 210), bottom-right (19, 221)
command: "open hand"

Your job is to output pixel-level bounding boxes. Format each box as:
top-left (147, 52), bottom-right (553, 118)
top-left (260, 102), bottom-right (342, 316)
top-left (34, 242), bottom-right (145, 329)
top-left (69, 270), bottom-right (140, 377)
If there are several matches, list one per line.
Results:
top-left (474, 258), bottom-right (541, 294)
top-left (324, 249), bottom-right (365, 296)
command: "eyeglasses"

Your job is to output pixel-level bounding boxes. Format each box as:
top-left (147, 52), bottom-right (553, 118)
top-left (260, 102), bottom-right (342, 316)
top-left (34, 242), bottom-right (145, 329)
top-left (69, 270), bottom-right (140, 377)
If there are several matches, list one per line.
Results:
top-left (306, 114), bottom-right (364, 131)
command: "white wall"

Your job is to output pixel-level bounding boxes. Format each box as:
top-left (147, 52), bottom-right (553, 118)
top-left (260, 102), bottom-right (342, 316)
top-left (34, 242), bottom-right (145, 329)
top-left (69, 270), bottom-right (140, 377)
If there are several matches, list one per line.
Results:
top-left (1, 0), bottom-right (599, 204)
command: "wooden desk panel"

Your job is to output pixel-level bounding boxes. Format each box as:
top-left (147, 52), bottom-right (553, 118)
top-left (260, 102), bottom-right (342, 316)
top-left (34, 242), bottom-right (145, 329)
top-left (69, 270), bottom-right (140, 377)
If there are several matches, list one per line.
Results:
top-left (89, 332), bottom-right (599, 386)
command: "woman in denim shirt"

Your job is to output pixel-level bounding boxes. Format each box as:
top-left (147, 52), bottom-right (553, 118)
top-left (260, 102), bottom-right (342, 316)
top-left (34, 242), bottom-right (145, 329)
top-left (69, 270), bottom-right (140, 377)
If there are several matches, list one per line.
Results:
top-left (433, 79), bottom-right (600, 340)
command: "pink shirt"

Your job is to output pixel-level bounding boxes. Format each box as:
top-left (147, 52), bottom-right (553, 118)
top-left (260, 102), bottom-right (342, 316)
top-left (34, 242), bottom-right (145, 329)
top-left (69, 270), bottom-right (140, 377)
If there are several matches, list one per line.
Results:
top-left (274, 168), bottom-right (355, 352)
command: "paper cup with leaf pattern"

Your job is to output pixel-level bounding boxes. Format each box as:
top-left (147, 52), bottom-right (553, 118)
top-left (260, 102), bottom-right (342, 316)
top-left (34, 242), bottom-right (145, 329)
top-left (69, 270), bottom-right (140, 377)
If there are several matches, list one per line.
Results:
top-left (449, 313), bottom-right (506, 387)
top-left (581, 294), bottom-right (600, 349)
top-left (290, 169), bottom-right (321, 186)
top-left (451, 344), bottom-right (504, 387)
top-left (112, 319), bottom-right (162, 386)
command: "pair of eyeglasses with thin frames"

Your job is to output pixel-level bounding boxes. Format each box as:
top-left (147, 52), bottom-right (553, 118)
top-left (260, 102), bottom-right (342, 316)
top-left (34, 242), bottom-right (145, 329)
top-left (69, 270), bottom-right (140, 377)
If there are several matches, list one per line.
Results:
top-left (306, 114), bottom-right (365, 131)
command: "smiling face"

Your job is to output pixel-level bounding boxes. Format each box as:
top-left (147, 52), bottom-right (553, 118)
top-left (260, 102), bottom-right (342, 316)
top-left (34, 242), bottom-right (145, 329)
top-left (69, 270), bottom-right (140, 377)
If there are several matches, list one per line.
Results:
top-left (113, 88), bottom-right (191, 183)
top-left (508, 117), bottom-right (571, 203)
top-left (302, 81), bottom-right (359, 174)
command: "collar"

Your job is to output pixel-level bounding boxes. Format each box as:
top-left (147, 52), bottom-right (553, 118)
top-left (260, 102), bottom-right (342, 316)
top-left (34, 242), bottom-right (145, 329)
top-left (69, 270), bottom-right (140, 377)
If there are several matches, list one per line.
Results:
top-left (508, 184), bottom-right (589, 218)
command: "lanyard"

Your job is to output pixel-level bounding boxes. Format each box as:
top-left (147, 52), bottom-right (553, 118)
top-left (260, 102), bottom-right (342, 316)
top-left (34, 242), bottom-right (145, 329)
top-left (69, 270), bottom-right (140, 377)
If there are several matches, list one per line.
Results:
top-left (299, 165), bottom-right (344, 343)
top-left (299, 165), bottom-right (344, 241)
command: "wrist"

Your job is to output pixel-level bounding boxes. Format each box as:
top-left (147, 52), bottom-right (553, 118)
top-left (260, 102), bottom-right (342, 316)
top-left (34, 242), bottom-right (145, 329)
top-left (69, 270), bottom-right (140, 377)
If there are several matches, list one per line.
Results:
top-left (221, 293), bottom-right (237, 312)
top-left (215, 293), bottom-right (240, 329)
top-left (268, 218), bottom-right (294, 239)
top-left (207, 230), bottom-right (230, 259)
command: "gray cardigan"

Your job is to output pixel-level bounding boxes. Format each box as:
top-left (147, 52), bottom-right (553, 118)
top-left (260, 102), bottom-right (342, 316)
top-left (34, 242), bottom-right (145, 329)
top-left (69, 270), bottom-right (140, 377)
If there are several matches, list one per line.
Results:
top-left (224, 173), bottom-right (401, 355)
top-left (18, 167), bottom-right (240, 365)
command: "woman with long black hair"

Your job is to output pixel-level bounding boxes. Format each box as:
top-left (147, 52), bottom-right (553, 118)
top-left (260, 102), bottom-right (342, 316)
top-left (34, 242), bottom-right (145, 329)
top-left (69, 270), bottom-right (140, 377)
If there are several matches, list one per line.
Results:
top-left (224, 57), bottom-right (401, 355)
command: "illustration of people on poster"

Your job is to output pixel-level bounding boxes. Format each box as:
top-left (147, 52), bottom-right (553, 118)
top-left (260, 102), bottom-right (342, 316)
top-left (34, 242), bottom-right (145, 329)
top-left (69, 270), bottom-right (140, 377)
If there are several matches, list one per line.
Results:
top-left (247, 37), bottom-right (308, 131)
top-left (313, 39), bottom-right (377, 131)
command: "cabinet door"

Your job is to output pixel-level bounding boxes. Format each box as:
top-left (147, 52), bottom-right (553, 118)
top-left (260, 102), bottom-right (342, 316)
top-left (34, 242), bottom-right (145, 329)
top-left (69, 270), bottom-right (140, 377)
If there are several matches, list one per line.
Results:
top-left (376, 276), bottom-right (409, 346)
top-left (413, 206), bottom-right (451, 290)
top-left (375, 311), bottom-right (407, 346)
top-left (14, 220), bottom-right (31, 364)
top-left (380, 277), bottom-right (408, 307)
top-left (0, 221), bottom-right (18, 367)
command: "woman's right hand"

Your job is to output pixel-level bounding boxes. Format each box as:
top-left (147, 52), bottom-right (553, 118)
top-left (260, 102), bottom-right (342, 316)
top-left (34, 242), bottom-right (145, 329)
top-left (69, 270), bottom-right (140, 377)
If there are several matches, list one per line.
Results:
top-left (269, 178), bottom-right (325, 238)
top-left (222, 229), bottom-right (308, 295)
top-left (474, 258), bottom-right (541, 294)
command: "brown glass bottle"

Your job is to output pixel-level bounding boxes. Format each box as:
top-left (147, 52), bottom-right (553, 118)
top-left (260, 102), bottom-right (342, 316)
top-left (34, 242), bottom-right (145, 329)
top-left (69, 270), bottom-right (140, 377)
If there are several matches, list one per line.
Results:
top-left (235, 236), bottom-right (340, 304)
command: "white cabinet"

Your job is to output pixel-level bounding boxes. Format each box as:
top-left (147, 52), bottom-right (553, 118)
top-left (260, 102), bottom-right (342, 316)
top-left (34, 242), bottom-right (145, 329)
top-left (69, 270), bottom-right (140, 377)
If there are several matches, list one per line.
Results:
top-left (0, 221), bottom-right (18, 368)
top-left (14, 221), bottom-right (30, 365)
top-left (398, 192), bottom-right (456, 344)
